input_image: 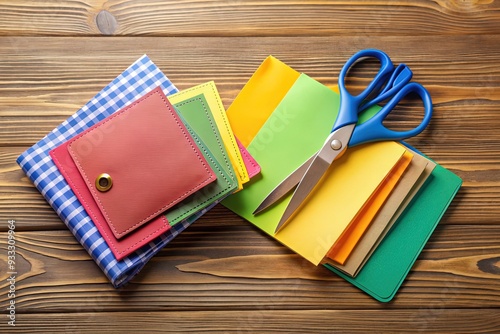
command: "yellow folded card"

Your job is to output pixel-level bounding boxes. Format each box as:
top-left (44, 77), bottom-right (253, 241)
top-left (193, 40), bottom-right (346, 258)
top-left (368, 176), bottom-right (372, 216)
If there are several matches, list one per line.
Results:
top-left (226, 56), bottom-right (300, 147)
top-left (277, 144), bottom-right (406, 265)
top-left (327, 151), bottom-right (434, 277)
top-left (327, 150), bottom-right (413, 265)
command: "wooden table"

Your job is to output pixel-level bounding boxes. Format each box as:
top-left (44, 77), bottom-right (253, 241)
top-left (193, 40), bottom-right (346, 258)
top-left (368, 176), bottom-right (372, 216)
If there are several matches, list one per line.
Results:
top-left (1, 1), bottom-right (499, 332)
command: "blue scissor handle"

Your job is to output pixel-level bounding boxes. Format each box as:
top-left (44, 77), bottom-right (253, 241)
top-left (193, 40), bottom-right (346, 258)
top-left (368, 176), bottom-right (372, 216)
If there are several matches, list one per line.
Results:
top-left (348, 82), bottom-right (433, 146)
top-left (335, 49), bottom-right (395, 131)
top-left (359, 63), bottom-right (413, 112)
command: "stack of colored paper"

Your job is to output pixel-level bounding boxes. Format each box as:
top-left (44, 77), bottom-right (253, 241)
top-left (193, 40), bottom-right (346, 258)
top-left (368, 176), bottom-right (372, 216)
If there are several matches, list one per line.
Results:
top-left (222, 56), bottom-right (462, 302)
top-left (16, 56), bottom-right (260, 287)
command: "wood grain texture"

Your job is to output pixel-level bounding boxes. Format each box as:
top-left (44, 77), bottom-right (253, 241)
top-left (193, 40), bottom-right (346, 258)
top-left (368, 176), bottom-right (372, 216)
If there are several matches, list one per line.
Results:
top-left (1, 35), bottom-right (499, 147)
top-left (0, 1), bottom-right (499, 332)
top-left (2, 309), bottom-right (499, 333)
top-left (0, 0), bottom-right (500, 37)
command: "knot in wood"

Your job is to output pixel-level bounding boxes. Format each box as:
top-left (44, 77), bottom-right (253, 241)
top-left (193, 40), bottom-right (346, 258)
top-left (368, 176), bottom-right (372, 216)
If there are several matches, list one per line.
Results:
top-left (477, 257), bottom-right (500, 275)
top-left (96, 10), bottom-right (117, 35)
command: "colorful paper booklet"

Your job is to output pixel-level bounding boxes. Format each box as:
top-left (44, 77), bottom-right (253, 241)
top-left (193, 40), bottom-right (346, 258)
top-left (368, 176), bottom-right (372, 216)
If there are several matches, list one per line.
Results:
top-left (223, 56), bottom-right (462, 302)
top-left (327, 155), bottom-right (461, 302)
top-left (329, 152), bottom-right (436, 277)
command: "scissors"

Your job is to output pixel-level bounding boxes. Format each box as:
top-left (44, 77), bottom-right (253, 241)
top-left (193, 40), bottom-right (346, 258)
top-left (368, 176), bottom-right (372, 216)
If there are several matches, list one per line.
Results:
top-left (253, 49), bottom-right (433, 233)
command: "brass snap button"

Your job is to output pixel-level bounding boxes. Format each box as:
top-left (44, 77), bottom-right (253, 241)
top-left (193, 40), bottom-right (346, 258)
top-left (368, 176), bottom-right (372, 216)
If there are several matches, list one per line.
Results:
top-left (96, 173), bottom-right (112, 192)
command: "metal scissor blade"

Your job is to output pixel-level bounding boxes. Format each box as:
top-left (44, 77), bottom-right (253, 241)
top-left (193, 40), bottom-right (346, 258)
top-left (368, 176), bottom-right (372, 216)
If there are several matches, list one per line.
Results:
top-left (253, 156), bottom-right (315, 215)
top-left (274, 156), bottom-right (331, 233)
top-left (274, 124), bottom-right (355, 233)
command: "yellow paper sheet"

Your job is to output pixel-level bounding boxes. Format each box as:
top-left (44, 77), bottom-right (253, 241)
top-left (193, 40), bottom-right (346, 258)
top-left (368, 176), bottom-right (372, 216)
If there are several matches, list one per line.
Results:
top-left (169, 82), bottom-right (248, 189)
top-left (226, 56), bottom-right (300, 147)
top-left (327, 150), bottom-right (413, 265)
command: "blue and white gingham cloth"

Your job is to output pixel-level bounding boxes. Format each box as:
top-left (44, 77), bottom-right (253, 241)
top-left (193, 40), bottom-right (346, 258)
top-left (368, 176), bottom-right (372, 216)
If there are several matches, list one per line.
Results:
top-left (16, 55), bottom-right (214, 287)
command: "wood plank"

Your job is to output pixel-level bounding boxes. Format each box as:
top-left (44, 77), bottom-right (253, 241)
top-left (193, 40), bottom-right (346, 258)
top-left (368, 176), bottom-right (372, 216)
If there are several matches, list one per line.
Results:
top-left (0, 224), bottom-right (498, 313)
top-left (2, 309), bottom-right (499, 333)
top-left (1, 36), bottom-right (499, 146)
top-left (0, 1), bottom-right (500, 37)
top-left (0, 147), bottom-right (64, 230)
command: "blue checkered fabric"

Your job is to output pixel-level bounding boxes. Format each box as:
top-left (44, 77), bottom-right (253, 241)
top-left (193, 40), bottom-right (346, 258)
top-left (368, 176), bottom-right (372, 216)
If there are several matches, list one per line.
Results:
top-left (16, 55), bottom-right (213, 287)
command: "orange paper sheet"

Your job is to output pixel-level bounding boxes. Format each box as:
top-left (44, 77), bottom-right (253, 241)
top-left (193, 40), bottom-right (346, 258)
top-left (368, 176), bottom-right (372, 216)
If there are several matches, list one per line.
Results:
top-left (226, 56), bottom-right (299, 147)
top-left (327, 150), bottom-right (413, 264)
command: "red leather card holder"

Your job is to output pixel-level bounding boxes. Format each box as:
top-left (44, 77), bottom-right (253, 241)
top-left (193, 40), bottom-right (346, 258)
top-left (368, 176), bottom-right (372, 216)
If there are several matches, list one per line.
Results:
top-left (50, 87), bottom-right (216, 259)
